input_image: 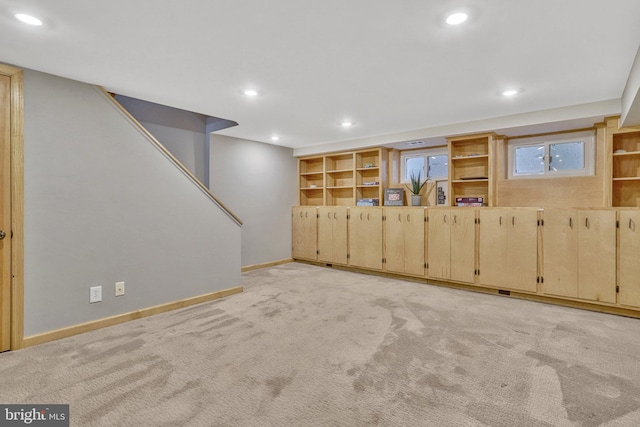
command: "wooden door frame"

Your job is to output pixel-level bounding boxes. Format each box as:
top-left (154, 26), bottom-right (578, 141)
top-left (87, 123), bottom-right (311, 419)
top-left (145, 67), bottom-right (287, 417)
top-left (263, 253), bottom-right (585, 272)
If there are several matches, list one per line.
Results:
top-left (0, 63), bottom-right (24, 350)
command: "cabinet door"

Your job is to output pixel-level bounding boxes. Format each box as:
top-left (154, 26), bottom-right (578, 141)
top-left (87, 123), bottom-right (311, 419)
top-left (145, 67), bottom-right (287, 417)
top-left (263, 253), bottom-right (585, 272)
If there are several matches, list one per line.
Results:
top-left (383, 207), bottom-right (405, 274)
top-left (318, 207), bottom-right (348, 264)
top-left (578, 210), bottom-right (616, 303)
top-left (506, 208), bottom-right (538, 292)
top-left (404, 208), bottom-right (426, 276)
top-left (331, 207), bottom-right (349, 265)
top-left (542, 209), bottom-right (578, 298)
top-left (317, 207), bottom-right (333, 263)
top-left (428, 209), bottom-right (451, 280)
top-left (478, 209), bottom-right (508, 287)
top-left (292, 207), bottom-right (317, 260)
top-left (450, 209), bottom-right (476, 283)
top-left (619, 211), bottom-right (640, 307)
top-left (349, 207), bottom-right (383, 270)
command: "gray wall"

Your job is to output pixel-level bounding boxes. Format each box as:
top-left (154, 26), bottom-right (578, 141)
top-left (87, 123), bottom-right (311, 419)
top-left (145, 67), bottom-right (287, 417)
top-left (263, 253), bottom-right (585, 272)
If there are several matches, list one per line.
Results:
top-left (23, 70), bottom-right (241, 336)
top-left (209, 134), bottom-right (297, 267)
top-left (115, 95), bottom-right (209, 185)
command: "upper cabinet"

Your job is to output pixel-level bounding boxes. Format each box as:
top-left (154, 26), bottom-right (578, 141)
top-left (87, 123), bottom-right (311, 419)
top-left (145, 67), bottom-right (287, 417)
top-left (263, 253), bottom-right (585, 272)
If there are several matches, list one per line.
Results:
top-left (298, 148), bottom-right (387, 206)
top-left (448, 133), bottom-right (495, 207)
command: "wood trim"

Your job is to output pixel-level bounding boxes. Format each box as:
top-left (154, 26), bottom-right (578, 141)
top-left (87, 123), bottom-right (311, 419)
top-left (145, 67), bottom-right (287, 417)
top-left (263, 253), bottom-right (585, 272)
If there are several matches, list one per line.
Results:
top-left (505, 127), bottom-right (596, 141)
top-left (22, 285), bottom-right (243, 348)
top-left (0, 64), bottom-right (24, 350)
top-left (98, 87), bottom-right (243, 226)
top-left (241, 258), bottom-right (293, 272)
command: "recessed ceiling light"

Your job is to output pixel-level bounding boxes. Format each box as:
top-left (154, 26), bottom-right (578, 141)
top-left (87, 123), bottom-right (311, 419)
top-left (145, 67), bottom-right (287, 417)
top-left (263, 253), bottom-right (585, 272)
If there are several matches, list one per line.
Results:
top-left (446, 12), bottom-right (468, 25)
top-left (15, 13), bottom-right (43, 26)
top-left (341, 121), bottom-right (354, 128)
top-left (243, 89), bottom-right (258, 97)
top-left (270, 136), bottom-right (280, 142)
top-left (502, 89), bottom-right (519, 97)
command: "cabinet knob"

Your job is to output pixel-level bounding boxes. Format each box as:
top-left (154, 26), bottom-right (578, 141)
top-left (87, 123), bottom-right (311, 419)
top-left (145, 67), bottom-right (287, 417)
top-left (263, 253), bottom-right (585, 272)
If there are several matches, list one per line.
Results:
top-left (569, 217), bottom-right (573, 229)
top-left (0, 230), bottom-right (5, 240)
top-left (334, 212), bottom-right (337, 219)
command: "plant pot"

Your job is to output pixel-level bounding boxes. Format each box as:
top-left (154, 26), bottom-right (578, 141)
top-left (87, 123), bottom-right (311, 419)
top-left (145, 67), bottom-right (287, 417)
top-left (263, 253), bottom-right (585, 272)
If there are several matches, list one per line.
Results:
top-left (410, 194), bottom-right (422, 206)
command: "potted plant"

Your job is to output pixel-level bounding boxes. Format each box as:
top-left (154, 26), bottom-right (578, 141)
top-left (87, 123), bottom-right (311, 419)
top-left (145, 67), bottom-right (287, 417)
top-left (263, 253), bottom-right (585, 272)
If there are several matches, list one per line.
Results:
top-left (405, 170), bottom-right (429, 206)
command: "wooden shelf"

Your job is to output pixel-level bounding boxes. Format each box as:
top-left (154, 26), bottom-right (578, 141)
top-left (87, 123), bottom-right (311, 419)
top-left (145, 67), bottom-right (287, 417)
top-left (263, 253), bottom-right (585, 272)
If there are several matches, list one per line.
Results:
top-left (452, 154), bottom-right (489, 160)
top-left (448, 134), bottom-right (495, 206)
top-left (297, 148), bottom-right (387, 206)
top-left (612, 130), bottom-right (640, 207)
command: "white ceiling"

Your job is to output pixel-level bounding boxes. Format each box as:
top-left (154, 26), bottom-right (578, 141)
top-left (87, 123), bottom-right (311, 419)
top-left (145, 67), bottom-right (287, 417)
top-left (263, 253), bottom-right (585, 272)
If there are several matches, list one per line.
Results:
top-left (2, 1), bottom-right (640, 155)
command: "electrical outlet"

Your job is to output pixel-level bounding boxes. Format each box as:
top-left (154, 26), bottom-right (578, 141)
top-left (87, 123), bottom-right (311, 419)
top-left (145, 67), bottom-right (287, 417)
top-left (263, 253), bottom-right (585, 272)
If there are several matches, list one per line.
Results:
top-left (90, 286), bottom-right (102, 303)
top-left (115, 281), bottom-right (125, 297)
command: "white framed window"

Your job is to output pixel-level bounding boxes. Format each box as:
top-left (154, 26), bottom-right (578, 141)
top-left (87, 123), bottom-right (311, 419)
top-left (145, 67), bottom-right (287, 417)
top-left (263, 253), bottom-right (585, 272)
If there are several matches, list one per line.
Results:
top-left (400, 148), bottom-right (448, 183)
top-left (507, 130), bottom-right (595, 179)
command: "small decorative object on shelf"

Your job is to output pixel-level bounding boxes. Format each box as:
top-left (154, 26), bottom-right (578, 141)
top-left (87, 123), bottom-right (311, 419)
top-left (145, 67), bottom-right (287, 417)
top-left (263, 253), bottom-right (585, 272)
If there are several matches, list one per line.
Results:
top-left (357, 198), bottom-right (380, 206)
top-left (405, 170), bottom-right (429, 206)
top-left (384, 188), bottom-right (404, 206)
top-left (363, 163), bottom-right (376, 168)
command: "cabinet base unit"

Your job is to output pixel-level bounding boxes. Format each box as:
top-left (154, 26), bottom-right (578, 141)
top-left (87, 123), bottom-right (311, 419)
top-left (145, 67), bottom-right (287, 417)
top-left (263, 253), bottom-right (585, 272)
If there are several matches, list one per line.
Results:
top-left (291, 206), bottom-right (640, 319)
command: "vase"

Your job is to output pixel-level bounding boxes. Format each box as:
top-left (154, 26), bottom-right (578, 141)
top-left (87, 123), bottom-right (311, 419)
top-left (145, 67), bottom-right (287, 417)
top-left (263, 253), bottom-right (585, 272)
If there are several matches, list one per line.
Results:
top-left (411, 194), bottom-right (421, 206)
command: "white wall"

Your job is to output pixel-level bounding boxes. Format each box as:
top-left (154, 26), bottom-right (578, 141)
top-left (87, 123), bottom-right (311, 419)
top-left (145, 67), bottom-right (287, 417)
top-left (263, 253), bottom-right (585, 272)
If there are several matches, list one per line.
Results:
top-left (209, 135), bottom-right (297, 267)
top-left (23, 70), bottom-right (241, 336)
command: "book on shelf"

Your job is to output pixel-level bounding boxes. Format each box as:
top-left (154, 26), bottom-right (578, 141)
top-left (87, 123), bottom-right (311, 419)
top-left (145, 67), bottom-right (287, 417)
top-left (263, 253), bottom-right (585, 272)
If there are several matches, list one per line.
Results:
top-left (455, 196), bottom-right (484, 204)
top-left (456, 202), bottom-right (484, 207)
top-left (357, 198), bottom-right (380, 206)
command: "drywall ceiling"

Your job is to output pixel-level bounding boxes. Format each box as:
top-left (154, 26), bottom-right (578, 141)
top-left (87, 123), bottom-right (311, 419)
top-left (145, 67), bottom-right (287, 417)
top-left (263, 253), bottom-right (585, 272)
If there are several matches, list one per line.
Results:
top-left (2, 1), bottom-right (640, 154)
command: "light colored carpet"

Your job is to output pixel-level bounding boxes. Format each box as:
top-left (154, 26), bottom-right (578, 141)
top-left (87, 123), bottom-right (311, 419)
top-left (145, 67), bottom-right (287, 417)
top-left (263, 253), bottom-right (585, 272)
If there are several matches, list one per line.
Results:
top-left (2, 262), bottom-right (640, 426)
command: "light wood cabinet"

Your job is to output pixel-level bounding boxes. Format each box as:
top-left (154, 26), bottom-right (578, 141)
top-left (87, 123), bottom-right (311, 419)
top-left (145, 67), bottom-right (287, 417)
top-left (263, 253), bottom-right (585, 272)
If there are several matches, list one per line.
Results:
top-left (448, 133), bottom-right (495, 207)
top-left (317, 206), bottom-right (348, 265)
top-left (427, 208), bottom-right (476, 283)
top-left (541, 209), bottom-right (616, 303)
top-left (349, 207), bottom-right (383, 270)
top-left (577, 210), bottom-right (616, 303)
top-left (619, 210), bottom-right (640, 308)
top-left (541, 208), bottom-right (578, 298)
top-left (383, 207), bottom-right (425, 276)
top-left (292, 206), bottom-right (317, 261)
top-left (298, 148), bottom-right (387, 206)
top-left (478, 208), bottom-right (538, 292)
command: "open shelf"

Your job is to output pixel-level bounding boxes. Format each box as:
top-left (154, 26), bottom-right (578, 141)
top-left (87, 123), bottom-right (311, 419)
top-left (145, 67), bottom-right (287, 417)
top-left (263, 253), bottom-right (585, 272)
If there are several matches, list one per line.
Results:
top-left (297, 148), bottom-right (387, 206)
top-left (611, 130), bottom-right (640, 207)
top-left (448, 134), bottom-right (494, 206)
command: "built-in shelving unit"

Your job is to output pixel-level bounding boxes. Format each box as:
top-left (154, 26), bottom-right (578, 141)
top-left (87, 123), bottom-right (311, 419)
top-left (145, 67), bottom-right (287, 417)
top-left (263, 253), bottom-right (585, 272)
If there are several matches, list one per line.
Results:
top-left (611, 129), bottom-right (640, 207)
top-left (297, 149), bottom-right (387, 206)
top-left (298, 156), bottom-right (325, 206)
top-left (447, 133), bottom-right (495, 206)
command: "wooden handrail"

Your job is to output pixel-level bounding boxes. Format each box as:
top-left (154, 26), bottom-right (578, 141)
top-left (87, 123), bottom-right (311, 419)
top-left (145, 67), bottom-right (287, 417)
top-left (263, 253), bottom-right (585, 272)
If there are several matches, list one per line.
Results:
top-left (99, 87), bottom-right (242, 226)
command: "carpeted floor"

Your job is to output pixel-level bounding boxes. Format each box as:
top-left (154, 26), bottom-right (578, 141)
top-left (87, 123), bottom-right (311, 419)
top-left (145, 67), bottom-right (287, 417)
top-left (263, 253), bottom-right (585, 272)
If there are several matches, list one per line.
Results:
top-left (1, 262), bottom-right (640, 426)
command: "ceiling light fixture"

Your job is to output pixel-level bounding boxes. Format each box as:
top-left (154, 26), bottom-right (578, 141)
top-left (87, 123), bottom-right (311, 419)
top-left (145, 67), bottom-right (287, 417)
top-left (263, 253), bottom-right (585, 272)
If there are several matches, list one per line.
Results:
top-left (15, 13), bottom-right (43, 26)
top-left (446, 12), bottom-right (468, 25)
top-left (341, 121), bottom-right (354, 128)
top-left (243, 89), bottom-right (258, 97)
top-left (502, 89), bottom-right (519, 97)
top-left (270, 136), bottom-right (280, 142)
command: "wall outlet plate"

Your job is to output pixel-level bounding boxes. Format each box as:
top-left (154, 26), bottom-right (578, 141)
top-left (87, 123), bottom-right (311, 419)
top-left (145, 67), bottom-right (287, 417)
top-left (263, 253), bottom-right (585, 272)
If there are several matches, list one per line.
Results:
top-left (115, 281), bottom-right (125, 297)
top-left (90, 286), bottom-right (102, 303)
